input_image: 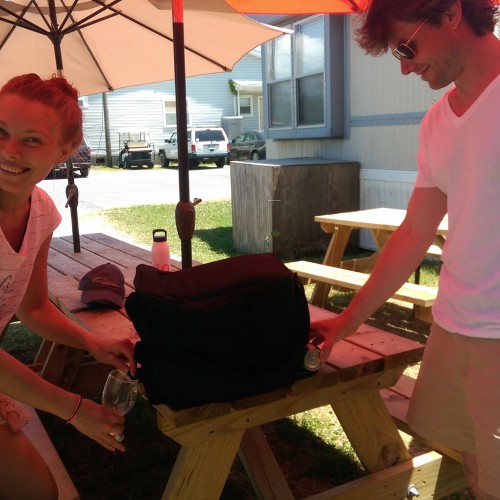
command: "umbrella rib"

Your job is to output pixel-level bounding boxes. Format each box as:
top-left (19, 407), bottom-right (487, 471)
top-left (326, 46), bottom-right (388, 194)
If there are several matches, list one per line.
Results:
top-left (348, 0), bottom-right (360, 12)
top-left (74, 30), bottom-right (114, 91)
top-left (0, 1), bottom-right (51, 38)
top-left (57, 0), bottom-right (87, 32)
top-left (62, 12), bottom-right (120, 35)
top-left (58, 0), bottom-right (122, 34)
top-left (57, 0), bottom-right (115, 91)
top-left (90, 0), bottom-right (229, 71)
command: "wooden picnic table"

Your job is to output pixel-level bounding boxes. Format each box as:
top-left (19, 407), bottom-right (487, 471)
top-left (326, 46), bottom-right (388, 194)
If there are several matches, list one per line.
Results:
top-left (311, 207), bottom-right (448, 306)
top-left (38, 233), bottom-right (182, 393)
top-left (41, 233), bottom-right (465, 498)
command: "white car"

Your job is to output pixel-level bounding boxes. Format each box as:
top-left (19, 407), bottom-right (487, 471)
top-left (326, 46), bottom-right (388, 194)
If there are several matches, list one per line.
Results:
top-left (158, 127), bottom-right (229, 169)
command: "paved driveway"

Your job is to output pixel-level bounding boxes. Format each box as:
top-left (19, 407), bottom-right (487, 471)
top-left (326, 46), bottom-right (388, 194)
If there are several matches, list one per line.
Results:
top-left (38, 165), bottom-right (231, 238)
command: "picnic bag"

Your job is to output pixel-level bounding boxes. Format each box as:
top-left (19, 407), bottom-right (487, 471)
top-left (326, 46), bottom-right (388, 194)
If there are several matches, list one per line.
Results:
top-left (125, 253), bottom-right (310, 408)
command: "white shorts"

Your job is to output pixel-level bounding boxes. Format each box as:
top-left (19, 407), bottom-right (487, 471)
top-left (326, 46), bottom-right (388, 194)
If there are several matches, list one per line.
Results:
top-left (407, 322), bottom-right (500, 495)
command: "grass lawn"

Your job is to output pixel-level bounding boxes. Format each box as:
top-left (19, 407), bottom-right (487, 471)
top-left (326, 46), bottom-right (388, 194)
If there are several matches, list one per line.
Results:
top-left (3, 200), bottom-right (470, 499)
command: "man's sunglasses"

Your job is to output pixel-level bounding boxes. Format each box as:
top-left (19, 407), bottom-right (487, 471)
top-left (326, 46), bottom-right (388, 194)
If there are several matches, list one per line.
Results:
top-left (392, 18), bottom-right (428, 60)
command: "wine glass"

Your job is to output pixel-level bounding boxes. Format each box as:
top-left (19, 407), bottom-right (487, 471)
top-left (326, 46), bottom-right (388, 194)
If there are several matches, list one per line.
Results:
top-left (101, 369), bottom-right (138, 442)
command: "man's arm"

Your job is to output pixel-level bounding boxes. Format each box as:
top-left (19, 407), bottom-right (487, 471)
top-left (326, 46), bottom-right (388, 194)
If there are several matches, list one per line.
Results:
top-left (315, 186), bottom-right (447, 360)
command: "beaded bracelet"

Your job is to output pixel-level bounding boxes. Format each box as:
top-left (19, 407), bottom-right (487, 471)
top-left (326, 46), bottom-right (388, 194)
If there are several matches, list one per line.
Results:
top-left (66, 394), bottom-right (83, 424)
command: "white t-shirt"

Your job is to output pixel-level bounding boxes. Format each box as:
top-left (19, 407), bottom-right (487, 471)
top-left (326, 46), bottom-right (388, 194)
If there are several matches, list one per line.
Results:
top-left (415, 74), bottom-right (500, 338)
top-left (0, 187), bottom-right (61, 332)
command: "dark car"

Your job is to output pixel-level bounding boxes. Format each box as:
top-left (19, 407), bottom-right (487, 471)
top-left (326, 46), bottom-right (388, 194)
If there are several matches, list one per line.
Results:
top-left (229, 131), bottom-right (266, 161)
top-left (51, 137), bottom-right (92, 178)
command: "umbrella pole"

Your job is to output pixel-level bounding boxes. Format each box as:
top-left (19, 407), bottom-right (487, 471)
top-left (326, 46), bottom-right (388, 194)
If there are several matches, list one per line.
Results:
top-left (61, 97), bottom-right (81, 253)
top-left (50, 0), bottom-right (81, 253)
top-left (173, 0), bottom-right (194, 268)
top-left (65, 156), bottom-right (81, 252)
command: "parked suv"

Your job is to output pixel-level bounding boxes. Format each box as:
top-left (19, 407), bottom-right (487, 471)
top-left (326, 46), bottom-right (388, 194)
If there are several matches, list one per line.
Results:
top-left (158, 127), bottom-right (229, 169)
top-left (52, 137), bottom-right (92, 178)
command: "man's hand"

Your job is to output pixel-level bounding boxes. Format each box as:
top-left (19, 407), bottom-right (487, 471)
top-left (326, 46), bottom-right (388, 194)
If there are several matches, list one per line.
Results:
top-left (309, 314), bottom-right (357, 362)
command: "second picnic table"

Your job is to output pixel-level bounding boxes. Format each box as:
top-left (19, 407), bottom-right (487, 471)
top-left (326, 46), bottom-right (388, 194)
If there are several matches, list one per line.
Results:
top-left (310, 207), bottom-right (448, 307)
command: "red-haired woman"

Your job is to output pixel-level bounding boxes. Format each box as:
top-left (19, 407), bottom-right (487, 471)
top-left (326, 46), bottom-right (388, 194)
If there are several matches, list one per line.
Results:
top-left (0, 73), bottom-right (136, 499)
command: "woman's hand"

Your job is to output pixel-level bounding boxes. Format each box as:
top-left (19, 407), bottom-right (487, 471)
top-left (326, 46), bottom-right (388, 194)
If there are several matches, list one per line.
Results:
top-left (69, 398), bottom-right (127, 452)
top-left (86, 336), bottom-right (137, 377)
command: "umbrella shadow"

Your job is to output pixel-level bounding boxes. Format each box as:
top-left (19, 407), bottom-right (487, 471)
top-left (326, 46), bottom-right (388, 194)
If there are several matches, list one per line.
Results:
top-left (194, 226), bottom-right (240, 256)
top-left (261, 416), bottom-right (365, 497)
top-left (190, 164), bottom-right (227, 171)
top-left (45, 398), bottom-right (366, 499)
top-left (161, 164), bottom-right (225, 171)
top-left (45, 171), bottom-right (89, 180)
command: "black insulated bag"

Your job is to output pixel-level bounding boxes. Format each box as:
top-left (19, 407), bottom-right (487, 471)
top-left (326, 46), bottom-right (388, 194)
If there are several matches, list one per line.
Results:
top-left (125, 253), bottom-right (310, 408)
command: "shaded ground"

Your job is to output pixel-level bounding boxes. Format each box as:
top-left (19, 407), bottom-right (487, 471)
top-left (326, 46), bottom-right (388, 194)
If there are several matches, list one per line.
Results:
top-left (4, 287), bottom-right (471, 499)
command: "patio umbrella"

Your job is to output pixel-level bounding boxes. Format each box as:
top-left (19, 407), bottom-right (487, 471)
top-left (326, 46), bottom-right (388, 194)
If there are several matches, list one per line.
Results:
top-left (225, 0), bottom-right (363, 14)
top-left (226, 0), bottom-right (500, 16)
top-left (0, 0), bottom-right (286, 259)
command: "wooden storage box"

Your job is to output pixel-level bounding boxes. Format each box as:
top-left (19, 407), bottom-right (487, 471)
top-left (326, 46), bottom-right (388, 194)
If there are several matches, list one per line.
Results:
top-left (230, 158), bottom-right (360, 257)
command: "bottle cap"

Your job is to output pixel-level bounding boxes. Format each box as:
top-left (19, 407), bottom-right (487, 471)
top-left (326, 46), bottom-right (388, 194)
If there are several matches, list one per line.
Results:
top-left (152, 229), bottom-right (167, 242)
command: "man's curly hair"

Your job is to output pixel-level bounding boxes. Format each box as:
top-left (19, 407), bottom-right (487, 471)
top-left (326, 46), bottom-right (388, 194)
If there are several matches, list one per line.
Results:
top-left (356, 0), bottom-right (499, 55)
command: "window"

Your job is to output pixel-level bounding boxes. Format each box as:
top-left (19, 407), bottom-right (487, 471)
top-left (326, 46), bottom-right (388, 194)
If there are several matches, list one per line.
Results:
top-left (264, 15), bottom-right (345, 139)
top-left (163, 98), bottom-right (190, 127)
top-left (267, 29), bottom-right (292, 127)
top-left (296, 17), bottom-right (325, 126)
top-left (239, 96), bottom-right (253, 115)
top-left (78, 96), bottom-right (89, 108)
top-left (194, 130), bottom-right (226, 141)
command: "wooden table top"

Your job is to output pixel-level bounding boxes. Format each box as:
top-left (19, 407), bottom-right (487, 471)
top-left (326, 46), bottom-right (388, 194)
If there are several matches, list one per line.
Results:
top-left (47, 233), bottom-right (182, 344)
top-left (47, 233), bottom-right (424, 426)
top-left (315, 207), bottom-right (448, 235)
top-left (155, 303), bottom-right (424, 432)
top-left (48, 233), bottom-right (181, 309)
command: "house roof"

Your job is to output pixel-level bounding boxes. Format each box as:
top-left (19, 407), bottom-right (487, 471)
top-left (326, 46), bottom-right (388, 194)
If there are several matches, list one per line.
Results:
top-left (233, 80), bottom-right (262, 94)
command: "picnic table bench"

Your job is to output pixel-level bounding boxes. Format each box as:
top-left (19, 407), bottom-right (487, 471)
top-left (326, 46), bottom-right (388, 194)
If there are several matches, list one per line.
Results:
top-left (21, 234), bottom-right (467, 498)
top-left (286, 260), bottom-right (437, 323)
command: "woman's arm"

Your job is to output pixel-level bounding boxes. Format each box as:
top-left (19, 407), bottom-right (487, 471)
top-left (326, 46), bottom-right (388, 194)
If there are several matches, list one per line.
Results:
top-left (15, 235), bottom-right (136, 375)
top-left (0, 349), bottom-right (126, 451)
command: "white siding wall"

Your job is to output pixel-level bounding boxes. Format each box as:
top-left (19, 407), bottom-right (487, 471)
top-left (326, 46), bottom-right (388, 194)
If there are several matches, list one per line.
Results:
top-left (359, 168), bottom-right (416, 248)
top-left (83, 52), bottom-right (264, 160)
top-left (265, 16), bottom-right (448, 222)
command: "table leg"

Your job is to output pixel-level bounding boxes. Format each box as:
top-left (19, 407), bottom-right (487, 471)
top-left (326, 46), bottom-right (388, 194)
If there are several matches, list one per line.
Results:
top-left (434, 235), bottom-right (446, 249)
top-left (311, 225), bottom-right (353, 307)
top-left (34, 339), bottom-right (54, 365)
top-left (162, 430), bottom-right (244, 500)
top-left (238, 426), bottom-right (294, 500)
top-left (38, 344), bottom-right (86, 391)
top-left (371, 228), bottom-right (392, 249)
top-left (338, 228), bottom-right (391, 274)
top-left (330, 389), bottom-right (411, 473)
